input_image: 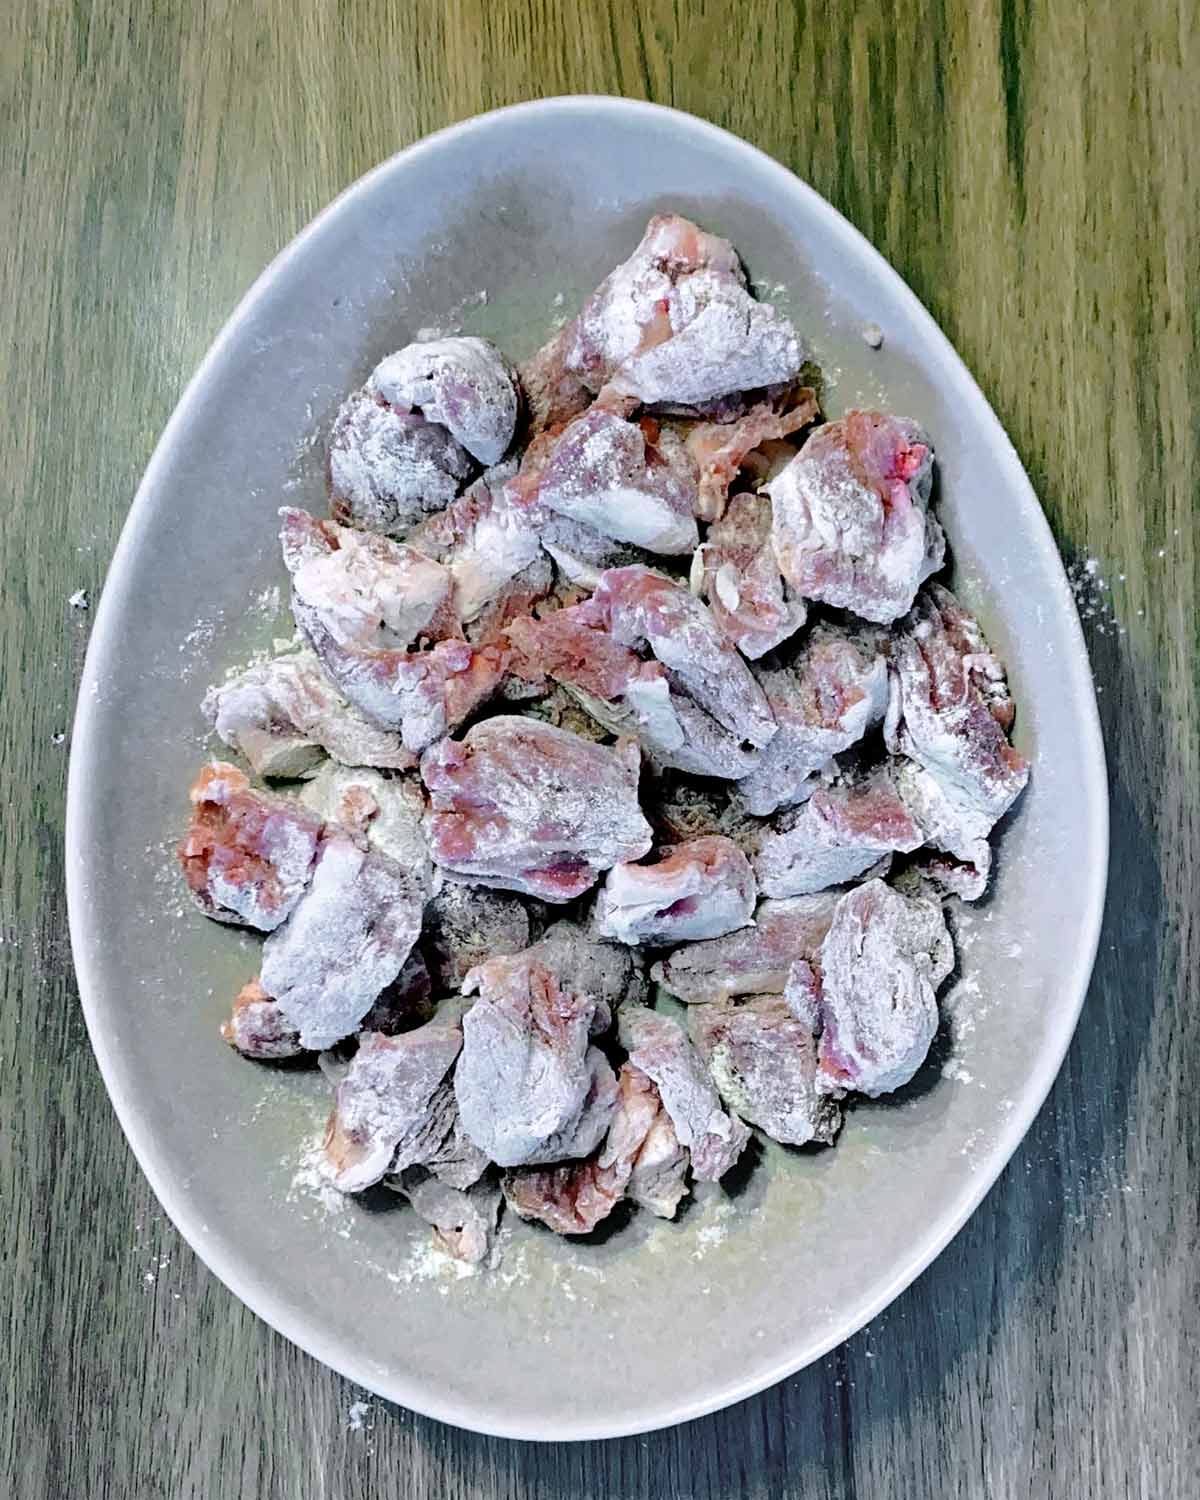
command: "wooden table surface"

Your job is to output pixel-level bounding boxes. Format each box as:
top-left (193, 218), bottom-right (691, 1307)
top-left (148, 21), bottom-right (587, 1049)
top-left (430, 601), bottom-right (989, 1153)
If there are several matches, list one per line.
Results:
top-left (3, 2), bottom-right (1196, 1496)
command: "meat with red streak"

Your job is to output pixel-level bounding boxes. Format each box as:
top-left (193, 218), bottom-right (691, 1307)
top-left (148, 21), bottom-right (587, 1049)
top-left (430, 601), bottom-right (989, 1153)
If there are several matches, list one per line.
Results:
top-left (768, 410), bottom-right (944, 624)
top-left (179, 762), bottom-right (322, 931)
top-left (420, 717), bottom-right (652, 901)
top-left (698, 491), bottom-right (806, 660)
top-left (685, 387), bottom-right (819, 522)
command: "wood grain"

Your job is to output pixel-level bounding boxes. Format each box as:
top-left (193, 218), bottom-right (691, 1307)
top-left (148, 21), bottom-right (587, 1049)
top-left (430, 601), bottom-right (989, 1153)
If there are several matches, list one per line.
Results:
top-left (2, 1), bottom-right (1196, 1495)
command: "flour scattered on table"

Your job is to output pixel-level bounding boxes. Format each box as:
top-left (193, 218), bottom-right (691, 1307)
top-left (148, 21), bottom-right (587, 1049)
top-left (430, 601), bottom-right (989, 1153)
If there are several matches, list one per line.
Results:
top-left (346, 1399), bottom-right (373, 1432)
top-left (1066, 556), bottom-right (1126, 637)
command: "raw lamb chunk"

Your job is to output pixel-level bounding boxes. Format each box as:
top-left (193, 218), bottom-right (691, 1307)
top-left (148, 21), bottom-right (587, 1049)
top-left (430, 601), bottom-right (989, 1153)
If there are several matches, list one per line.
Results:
top-left (504, 605), bottom-right (702, 770)
top-left (697, 491), bottom-right (806, 660)
top-left (298, 764), bottom-right (434, 895)
top-left (652, 892), bottom-right (838, 1003)
top-left (260, 832), bottom-right (425, 1050)
top-left (589, 566), bottom-right (777, 752)
top-left (689, 994), bottom-right (841, 1146)
top-left (406, 463), bottom-right (548, 627)
top-left (296, 610), bottom-right (506, 749)
top-left (422, 882), bottom-right (536, 992)
top-left (502, 1060), bottom-right (680, 1234)
top-left (328, 386), bottom-right (473, 536)
top-left (462, 552), bottom-right (555, 650)
top-left (508, 575), bottom-right (772, 778)
top-left (519, 408), bottom-right (699, 555)
top-left (420, 1082), bottom-right (491, 1189)
top-left (753, 765), bottom-right (925, 897)
top-left (890, 757), bottom-right (994, 889)
top-left (501, 1157), bottom-right (619, 1236)
top-left (885, 584), bottom-right (1029, 840)
top-left (220, 978), bottom-right (303, 1060)
top-left (593, 836), bottom-right (756, 947)
top-left (517, 323), bottom-right (593, 438)
top-left (370, 336), bottom-right (519, 466)
top-left (323, 1012), bottom-right (464, 1192)
top-left (280, 508), bottom-right (505, 748)
top-left (685, 387), bottom-right (819, 522)
top-left (280, 508), bottom-right (457, 652)
top-left (178, 762), bottom-right (322, 931)
top-left (204, 648), bottom-right (415, 777)
top-left (626, 1102), bottom-right (690, 1217)
top-left (736, 625), bottom-right (890, 816)
top-left (455, 952), bottom-right (618, 1166)
top-left (769, 411), bottom-right (944, 624)
top-left (390, 1167), bottom-right (501, 1265)
top-left (816, 878), bottom-right (954, 1097)
top-left (420, 717), bottom-right (652, 901)
top-left (564, 215), bottom-right (804, 406)
top-left (618, 1005), bottom-right (750, 1181)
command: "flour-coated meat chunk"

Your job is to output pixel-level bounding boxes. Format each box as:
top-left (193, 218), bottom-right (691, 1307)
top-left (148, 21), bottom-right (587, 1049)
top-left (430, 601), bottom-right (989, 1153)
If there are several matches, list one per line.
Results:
top-left (815, 878), bottom-right (954, 1097)
top-left (593, 836), bottom-right (756, 947)
top-left (407, 463), bottom-right (549, 628)
top-left (370, 336), bottom-right (519, 467)
top-left (281, 508), bottom-right (503, 748)
top-left (297, 764), bottom-right (434, 894)
top-left (697, 491), bottom-right (806, 659)
top-left (689, 994), bottom-right (841, 1146)
top-left (508, 600), bottom-right (763, 776)
top-left (296, 617), bottom-right (507, 750)
top-left (204, 648), bottom-right (415, 778)
top-left (565, 215), bottom-right (804, 406)
top-left (454, 952), bottom-right (618, 1166)
top-left (281, 508), bottom-right (457, 652)
top-left (736, 624), bottom-right (889, 816)
top-left (769, 411), bottom-right (943, 623)
top-left (328, 385), bottom-right (472, 536)
top-left (626, 1096), bottom-right (690, 1217)
top-left (753, 765), bottom-right (925, 897)
top-left (618, 1004), bottom-right (750, 1181)
top-left (652, 892), bottom-right (838, 1004)
top-left (885, 584), bottom-right (1029, 847)
top-left (501, 1059), bottom-right (681, 1234)
top-left (322, 1012), bottom-right (464, 1191)
top-left (178, 762), bottom-right (322, 931)
top-left (391, 1166), bottom-right (501, 1265)
top-left (521, 408), bottom-right (699, 555)
top-left (420, 717), bottom-right (651, 901)
top-left (589, 565), bottom-right (777, 750)
top-left (259, 832), bottom-right (424, 1050)
top-left (220, 978), bottom-right (304, 1060)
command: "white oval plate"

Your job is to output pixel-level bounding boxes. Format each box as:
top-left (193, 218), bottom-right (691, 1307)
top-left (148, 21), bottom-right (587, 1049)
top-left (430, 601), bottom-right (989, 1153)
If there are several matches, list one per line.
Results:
top-left (67, 98), bottom-right (1107, 1441)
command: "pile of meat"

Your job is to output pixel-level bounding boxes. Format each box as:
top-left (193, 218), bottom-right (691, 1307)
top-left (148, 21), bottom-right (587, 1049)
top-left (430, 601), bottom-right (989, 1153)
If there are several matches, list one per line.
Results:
top-left (179, 214), bottom-right (1030, 1267)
